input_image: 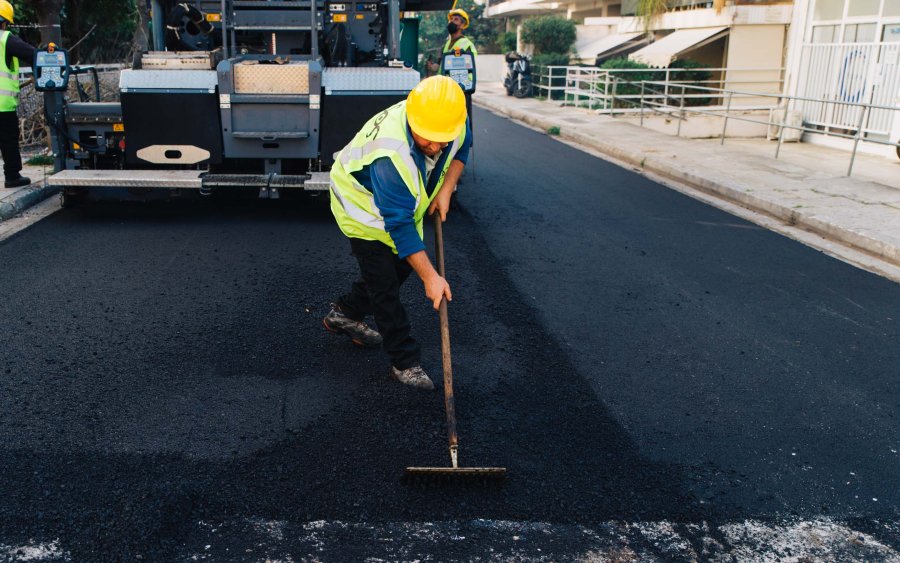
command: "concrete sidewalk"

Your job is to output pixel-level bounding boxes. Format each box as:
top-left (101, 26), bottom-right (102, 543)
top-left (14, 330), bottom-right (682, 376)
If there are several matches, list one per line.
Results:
top-left (474, 83), bottom-right (900, 276)
top-left (0, 161), bottom-right (57, 222)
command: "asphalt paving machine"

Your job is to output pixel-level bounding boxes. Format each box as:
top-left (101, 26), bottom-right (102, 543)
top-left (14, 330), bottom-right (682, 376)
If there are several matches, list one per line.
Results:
top-left (35, 0), bottom-right (445, 205)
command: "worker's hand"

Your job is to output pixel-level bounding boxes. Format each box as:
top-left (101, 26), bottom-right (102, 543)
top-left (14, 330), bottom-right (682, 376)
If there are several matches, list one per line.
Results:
top-left (428, 187), bottom-right (453, 222)
top-left (424, 273), bottom-right (452, 310)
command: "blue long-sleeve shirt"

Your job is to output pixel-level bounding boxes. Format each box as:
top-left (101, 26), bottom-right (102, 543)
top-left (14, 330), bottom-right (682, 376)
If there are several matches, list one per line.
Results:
top-left (351, 120), bottom-right (471, 258)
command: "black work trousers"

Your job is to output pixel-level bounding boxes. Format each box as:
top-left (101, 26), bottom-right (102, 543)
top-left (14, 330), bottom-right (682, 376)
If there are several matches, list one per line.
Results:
top-left (337, 237), bottom-right (420, 370)
top-left (0, 110), bottom-right (22, 181)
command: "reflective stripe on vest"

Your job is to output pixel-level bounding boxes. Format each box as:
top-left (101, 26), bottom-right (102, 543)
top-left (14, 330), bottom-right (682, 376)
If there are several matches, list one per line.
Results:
top-left (443, 36), bottom-right (477, 55)
top-left (329, 101), bottom-right (465, 253)
top-left (0, 31), bottom-right (19, 112)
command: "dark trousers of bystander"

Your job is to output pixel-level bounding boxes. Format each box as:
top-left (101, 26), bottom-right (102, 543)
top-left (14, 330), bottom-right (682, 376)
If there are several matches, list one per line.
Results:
top-left (0, 110), bottom-right (22, 181)
top-left (337, 237), bottom-right (421, 370)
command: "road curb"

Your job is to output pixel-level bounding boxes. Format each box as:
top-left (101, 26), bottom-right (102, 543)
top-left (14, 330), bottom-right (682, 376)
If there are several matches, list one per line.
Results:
top-left (0, 180), bottom-right (58, 222)
top-left (476, 98), bottom-right (900, 269)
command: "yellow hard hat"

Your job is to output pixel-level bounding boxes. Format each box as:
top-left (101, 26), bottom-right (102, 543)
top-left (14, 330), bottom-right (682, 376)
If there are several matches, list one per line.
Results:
top-left (406, 76), bottom-right (467, 143)
top-left (0, 0), bottom-right (13, 24)
top-left (447, 8), bottom-right (470, 29)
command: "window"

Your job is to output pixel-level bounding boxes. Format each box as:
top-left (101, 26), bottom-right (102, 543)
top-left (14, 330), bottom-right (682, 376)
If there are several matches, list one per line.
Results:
top-left (843, 23), bottom-right (877, 42)
top-left (847, 0), bottom-right (879, 17)
top-left (812, 25), bottom-right (838, 43)
top-left (814, 0), bottom-right (844, 20)
top-left (883, 24), bottom-right (900, 42)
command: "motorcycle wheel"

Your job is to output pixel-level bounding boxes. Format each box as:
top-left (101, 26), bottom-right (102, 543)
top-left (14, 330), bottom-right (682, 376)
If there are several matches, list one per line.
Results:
top-left (504, 80), bottom-right (514, 96)
top-left (513, 80), bottom-right (532, 98)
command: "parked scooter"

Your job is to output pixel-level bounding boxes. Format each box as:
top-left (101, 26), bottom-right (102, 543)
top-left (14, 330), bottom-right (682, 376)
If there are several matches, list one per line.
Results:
top-left (504, 52), bottom-right (533, 98)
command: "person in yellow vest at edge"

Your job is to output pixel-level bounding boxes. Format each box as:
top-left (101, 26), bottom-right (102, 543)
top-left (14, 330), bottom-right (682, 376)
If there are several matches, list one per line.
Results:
top-left (324, 76), bottom-right (471, 390)
top-left (439, 8), bottom-right (476, 132)
top-left (0, 0), bottom-right (35, 189)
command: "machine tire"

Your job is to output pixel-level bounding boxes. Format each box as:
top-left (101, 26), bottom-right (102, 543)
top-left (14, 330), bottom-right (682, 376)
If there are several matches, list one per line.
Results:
top-left (60, 188), bottom-right (87, 208)
top-left (60, 191), bottom-right (79, 208)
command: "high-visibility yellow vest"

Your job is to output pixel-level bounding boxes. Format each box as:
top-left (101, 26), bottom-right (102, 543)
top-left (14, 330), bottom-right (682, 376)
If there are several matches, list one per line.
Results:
top-left (330, 100), bottom-right (466, 253)
top-left (442, 36), bottom-right (477, 57)
top-left (441, 36), bottom-right (477, 91)
top-left (0, 31), bottom-right (20, 112)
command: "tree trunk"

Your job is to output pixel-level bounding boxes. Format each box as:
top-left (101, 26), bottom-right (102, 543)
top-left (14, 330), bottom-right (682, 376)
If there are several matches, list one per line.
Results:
top-left (64, 0), bottom-right (82, 61)
top-left (32, 0), bottom-right (63, 47)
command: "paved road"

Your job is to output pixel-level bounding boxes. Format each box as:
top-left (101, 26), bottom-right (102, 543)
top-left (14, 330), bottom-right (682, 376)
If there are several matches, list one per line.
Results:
top-left (1, 108), bottom-right (899, 561)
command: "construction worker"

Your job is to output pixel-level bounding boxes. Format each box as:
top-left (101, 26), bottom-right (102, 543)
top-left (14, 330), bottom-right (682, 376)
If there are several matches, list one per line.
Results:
top-left (439, 8), bottom-right (477, 121)
top-left (0, 0), bottom-right (33, 189)
top-left (324, 75), bottom-right (470, 390)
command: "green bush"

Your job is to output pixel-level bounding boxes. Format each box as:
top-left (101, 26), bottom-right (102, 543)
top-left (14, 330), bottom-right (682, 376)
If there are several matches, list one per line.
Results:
top-left (26, 154), bottom-right (54, 166)
top-left (499, 31), bottom-right (517, 54)
top-left (597, 57), bottom-right (713, 108)
top-left (531, 52), bottom-right (571, 67)
top-left (598, 58), bottom-right (654, 108)
top-left (669, 59), bottom-right (713, 106)
top-left (521, 17), bottom-right (576, 55)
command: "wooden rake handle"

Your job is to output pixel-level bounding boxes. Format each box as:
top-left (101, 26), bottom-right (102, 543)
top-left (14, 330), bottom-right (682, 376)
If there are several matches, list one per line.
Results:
top-left (434, 217), bottom-right (459, 464)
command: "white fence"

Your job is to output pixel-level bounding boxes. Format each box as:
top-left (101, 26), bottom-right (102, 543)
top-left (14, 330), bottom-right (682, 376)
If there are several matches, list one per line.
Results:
top-left (614, 80), bottom-right (900, 176)
top-left (797, 42), bottom-right (900, 140)
top-left (533, 65), bottom-right (784, 110)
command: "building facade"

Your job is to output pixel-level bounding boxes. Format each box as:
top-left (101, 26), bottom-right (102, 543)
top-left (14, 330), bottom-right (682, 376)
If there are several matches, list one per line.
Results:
top-left (484, 0), bottom-right (792, 96)
top-left (785, 0), bottom-right (900, 154)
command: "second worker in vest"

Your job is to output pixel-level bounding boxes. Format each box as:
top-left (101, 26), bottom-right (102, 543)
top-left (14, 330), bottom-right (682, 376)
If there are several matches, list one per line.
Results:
top-left (324, 76), bottom-right (471, 390)
top-left (439, 8), bottom-right (476, 125)
top-left (0, 0), bottom-right (34, 189)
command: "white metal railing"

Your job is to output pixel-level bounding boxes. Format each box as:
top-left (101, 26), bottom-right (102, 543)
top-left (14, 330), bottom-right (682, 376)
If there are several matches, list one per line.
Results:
top-left (533, 65), bottom-right (784, 110)
top-left (533, 65), bottom-right (570, 100)
top-left (563, 67), bottom-right (784, 111)
top-left (612, 79), bottom-right (900, 177)
top-left (798, 42), bottom-right (900, 139)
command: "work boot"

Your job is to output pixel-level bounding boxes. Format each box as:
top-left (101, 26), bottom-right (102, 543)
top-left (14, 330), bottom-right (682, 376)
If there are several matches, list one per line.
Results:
top-left (323, 305), bottom-right (382, 348)
top-left (4, 176), bottom-right (30, 189)
top-left (390, 365), bottom-right (435, 390)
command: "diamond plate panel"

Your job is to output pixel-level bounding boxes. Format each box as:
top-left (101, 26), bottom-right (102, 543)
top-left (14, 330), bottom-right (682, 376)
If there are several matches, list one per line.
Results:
top-left (233, 62), bottom-right (310, 94)
top-left (49, 169), bottom-right (204, 189)
top-left (322, 67), bottom-right (421, 93)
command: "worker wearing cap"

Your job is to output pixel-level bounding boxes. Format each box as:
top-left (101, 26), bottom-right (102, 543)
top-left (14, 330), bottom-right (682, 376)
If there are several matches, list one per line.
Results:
top-left (439, 8), bottom-right (477, 121)
top-left (325, 76), bottom-right (470, 390)
top-left (0, 0), bottom-right (34, 189)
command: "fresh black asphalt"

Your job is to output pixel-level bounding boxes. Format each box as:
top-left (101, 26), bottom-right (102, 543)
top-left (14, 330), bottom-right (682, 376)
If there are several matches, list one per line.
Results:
top-left (0, 107), bottom-right (898, 560)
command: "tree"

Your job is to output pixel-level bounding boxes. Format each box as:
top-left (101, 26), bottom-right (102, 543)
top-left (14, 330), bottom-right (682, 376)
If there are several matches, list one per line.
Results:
top-left (520, 16), bottom-right (576, 55)
top-left (132, 0), bottom-right (150, 55)
top-left (15, 0), bottom-right (140, 63)
top-left (14, 0), bottom-right (62, 47)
